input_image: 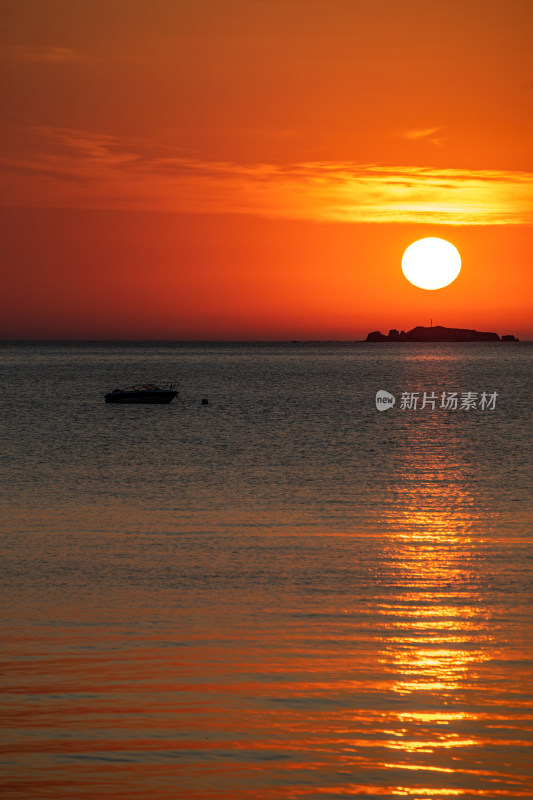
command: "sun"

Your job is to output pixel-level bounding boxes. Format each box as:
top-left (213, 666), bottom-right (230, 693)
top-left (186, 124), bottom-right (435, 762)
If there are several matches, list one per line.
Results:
top-left (402, 238), bottom-right (461, 290)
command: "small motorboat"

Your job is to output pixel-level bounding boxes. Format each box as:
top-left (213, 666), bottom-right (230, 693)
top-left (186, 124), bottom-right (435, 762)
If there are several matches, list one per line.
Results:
top-left (104, 384), bottom-right (179, 404)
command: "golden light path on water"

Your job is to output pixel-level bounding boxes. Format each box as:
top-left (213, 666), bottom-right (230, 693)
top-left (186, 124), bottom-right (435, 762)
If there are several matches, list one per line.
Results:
top-left (361, 403), bottom-right (531, 799)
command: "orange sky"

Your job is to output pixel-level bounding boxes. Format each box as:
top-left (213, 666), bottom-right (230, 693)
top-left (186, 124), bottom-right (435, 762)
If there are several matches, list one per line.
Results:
top-left (1, 0), bottom-right (532, 339)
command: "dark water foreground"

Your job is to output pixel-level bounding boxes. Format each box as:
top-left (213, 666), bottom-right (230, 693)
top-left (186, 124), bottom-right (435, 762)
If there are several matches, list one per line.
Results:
top-left (1, 342), bottom-right (532, 799)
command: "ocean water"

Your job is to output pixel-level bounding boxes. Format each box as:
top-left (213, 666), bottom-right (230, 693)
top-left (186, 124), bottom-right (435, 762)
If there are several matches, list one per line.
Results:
top-left (1, 341), bottom-right (532, 800)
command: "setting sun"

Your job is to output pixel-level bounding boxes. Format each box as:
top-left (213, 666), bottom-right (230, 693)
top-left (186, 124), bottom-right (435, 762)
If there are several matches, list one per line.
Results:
top-left (402, 237), bottom-right (462, 291)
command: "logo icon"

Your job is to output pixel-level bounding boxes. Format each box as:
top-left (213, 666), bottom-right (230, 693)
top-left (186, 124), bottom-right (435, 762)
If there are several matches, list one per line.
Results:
top-left (375, 390), bottom-right (396, 411)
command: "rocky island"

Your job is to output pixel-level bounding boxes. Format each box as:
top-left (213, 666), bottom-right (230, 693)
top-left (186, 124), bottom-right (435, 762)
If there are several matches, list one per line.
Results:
top-left (366, 325), bottom-right (519, 342)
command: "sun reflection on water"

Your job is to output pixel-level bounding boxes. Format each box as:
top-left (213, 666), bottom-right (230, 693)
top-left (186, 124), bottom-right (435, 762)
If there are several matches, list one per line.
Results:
top-left (369, 421), bottom-right (503, 792)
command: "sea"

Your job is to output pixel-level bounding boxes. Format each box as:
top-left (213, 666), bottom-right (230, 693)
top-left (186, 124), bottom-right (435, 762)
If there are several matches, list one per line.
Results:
top-left (1, 341), bottom-right (532, 800)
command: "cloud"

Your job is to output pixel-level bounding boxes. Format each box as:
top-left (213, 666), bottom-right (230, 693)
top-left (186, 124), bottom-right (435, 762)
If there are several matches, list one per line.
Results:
top-left (0, 45), bottom-right (81, 63)
top-left (402, 127), bottom-right (445, 147)
top-left (404, 127), bottom-right (442, 141)
top-left (1, 126), bottom-right (532, 226)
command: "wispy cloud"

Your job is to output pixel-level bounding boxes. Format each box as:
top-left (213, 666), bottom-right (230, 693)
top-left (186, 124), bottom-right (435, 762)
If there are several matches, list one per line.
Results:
top-left (1, 126), bottom-right (532, 225)
top-left (404, 127), bottom-right (441, 141)
top-left (402, 127), bottom-right (445, 147)
top-left (0, 45), bottom-right (81, 63)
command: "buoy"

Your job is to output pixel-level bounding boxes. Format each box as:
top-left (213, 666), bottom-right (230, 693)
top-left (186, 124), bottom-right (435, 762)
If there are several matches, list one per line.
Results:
top-left (201, 398), bottom-right (209, 405)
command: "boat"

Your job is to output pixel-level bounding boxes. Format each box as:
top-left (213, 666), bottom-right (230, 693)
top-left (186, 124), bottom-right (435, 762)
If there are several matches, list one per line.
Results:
top-left (104, 384), bottom-right (179, 404)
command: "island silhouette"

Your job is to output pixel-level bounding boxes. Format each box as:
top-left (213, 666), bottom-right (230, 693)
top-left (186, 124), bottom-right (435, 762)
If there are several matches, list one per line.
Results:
top-left (366, 325), bottom-right (519, 342)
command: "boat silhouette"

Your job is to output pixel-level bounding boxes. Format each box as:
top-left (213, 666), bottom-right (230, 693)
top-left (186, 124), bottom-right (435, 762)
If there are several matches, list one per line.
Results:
top-left (104, 384), bottom-right (178, 404)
